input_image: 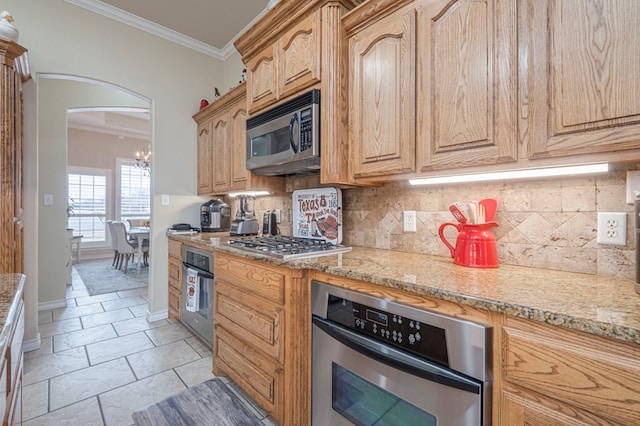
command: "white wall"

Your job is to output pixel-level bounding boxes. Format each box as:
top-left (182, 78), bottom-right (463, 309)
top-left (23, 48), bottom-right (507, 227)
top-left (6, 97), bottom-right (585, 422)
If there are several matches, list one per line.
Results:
top-left (5, 0), bottom-right (229, 346)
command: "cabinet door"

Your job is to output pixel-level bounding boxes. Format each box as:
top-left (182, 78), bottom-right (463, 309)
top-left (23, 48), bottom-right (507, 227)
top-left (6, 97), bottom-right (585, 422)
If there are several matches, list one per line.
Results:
top-left (526, 0), bottom-right (640, 159)
top-left (247, 44), bottom-right (278, 114)
top-left (417, 0), bottom-right (518, 171)
top-left (349, 8), bottom-right (417, 178)
top-left (196, 119), bottom-right (214, 195)
top-left (211, 112), bottom-right (230, 193)
top-left (229, 98), bottom-right (248, 191)
top-left (278, 11), bottom-right (321, 101)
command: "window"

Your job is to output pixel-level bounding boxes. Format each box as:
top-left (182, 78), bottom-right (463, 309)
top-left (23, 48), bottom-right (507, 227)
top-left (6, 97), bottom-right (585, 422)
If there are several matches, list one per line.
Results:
top-left (67, 167), bottom-right (110, 245)
top-left (118, 159), bottom-right (150, 221)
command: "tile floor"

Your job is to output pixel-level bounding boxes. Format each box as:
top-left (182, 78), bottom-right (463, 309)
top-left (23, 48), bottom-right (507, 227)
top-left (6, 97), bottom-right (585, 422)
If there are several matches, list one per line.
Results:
top-left (24, 265), bottom-right (276, 425)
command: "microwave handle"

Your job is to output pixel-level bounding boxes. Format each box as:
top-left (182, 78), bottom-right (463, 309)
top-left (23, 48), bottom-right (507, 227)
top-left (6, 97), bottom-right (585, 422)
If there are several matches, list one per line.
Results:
top-left (289, 112), bottom-right (299, 153)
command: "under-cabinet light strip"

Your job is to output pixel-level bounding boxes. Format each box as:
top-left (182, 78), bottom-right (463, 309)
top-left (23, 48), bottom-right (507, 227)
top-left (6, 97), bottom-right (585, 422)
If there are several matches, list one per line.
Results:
top-left (228, 191), bottom-right (271, 198)
top-left (408, 163), bottom-right (609, 186)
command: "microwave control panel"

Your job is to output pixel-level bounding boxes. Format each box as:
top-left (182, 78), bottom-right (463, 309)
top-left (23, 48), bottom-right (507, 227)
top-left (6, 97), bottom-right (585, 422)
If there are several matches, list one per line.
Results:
top-left (299, 107), bottom-right (313, 152)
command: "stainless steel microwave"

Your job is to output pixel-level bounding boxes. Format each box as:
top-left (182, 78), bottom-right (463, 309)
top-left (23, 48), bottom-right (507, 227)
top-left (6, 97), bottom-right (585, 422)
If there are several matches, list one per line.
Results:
top-left (246, 89), bottom-right (320, 176)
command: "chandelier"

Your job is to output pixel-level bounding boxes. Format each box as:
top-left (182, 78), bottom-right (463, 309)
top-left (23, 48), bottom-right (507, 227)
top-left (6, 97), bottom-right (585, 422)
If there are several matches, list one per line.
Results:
top-left (135, 145), bottom-right (151, 176)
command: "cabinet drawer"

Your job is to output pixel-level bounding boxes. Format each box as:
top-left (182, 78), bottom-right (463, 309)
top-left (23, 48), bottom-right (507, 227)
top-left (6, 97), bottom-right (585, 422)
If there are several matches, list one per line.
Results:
top-left (168, 239), bottom-right (182, 259)
top-left (215, 281), bottom-right (283, 363)
top-left (168, 286), bottom-right (182, 320)
top-left (168, 257), bottom-right (182, 290)
top-left (215, 254), bottom-right (285, 304)
top-left (503, 317), bottom-right (640, 425)
top-left (214, 325), bottom-right (282, 422)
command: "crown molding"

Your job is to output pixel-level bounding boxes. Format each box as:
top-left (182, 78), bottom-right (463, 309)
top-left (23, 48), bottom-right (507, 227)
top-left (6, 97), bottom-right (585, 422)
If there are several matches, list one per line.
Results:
top-left (65, 0), bottom-right (226, 59)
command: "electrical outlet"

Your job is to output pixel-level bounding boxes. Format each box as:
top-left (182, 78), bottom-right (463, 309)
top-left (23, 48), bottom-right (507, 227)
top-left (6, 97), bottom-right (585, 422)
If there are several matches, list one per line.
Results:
top-left (597, 212), bottom-right (627, 245)
top-left (403, 211), bottom-right (417, 232)
top-left (626, 170), bottom-right (640, 204)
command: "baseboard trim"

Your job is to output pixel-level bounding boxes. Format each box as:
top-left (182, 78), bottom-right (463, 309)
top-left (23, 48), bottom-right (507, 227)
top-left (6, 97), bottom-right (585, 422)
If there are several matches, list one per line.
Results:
top-left (38, 299), bottom-right (67, 311)
top-left (147, 309), bottom-right (168, 322)
top-left (23, 334), bottom-right (42, 352)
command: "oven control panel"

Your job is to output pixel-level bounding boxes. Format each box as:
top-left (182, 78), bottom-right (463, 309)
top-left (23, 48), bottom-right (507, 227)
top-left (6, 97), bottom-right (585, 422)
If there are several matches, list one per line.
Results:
top-left (326, 296), bottom-right (449, 367)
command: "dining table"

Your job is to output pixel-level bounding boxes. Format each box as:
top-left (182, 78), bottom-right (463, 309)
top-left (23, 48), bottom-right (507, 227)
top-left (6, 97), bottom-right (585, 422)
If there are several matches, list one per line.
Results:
top-left (127, 226), bottom-right (150, 273)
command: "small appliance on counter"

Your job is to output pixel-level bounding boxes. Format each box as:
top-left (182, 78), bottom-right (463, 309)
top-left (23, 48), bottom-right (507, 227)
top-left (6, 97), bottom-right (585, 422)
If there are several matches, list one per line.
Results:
top-left (263, 210), bottom-right (278, 236)
top-left (230, 195), bottom-right (258, 235)
top-left (200, 199), bottom-right (231, 232)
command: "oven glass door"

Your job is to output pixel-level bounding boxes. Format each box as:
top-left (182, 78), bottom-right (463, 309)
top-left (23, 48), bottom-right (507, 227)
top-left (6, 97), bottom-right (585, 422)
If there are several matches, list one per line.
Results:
top-left (313, 317), bottom-right (483, 426)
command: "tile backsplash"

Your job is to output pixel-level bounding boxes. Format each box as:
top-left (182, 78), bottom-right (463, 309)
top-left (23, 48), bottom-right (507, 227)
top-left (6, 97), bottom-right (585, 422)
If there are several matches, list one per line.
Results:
top-left (252, 163), bottom-right (639, 278)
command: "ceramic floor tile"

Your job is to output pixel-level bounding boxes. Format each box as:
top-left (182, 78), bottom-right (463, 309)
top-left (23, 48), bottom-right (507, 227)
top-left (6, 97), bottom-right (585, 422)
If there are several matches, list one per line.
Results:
top-left (100, 369), bottom-right (187, 426)
top-left (80, 307), bottom-right (134, 328)
top-left (24, 336), bottom-right (52, 360)
top-left (128, 303), bottom-right (149, 317)
top-left (22, 380), bottom-right (48, 421)
top-left (38, 317), bottom-right (83, 338)
top-left (117, 287), bottom-right (148, 298)
top-left (127, 340), bottom-right (201, 379)
top-left (185, 336), bottom-right (213, 358)
top-left (144, 322), bottom-right (194, 346)
top-left (23, 346), bottom-right (89, 385)
top-left (101, 295), bottom-right (147, 312)
top-left (75, 292), bottom-right (120, 306)
top-left (24, 396), bottom-right (104, 426)
top-left (53, 323), bottom-right (117, 352)
top-left (49, 357), bottom-right (136, 410)
top-left (52, 302), bottom-right (104, 321)
top-left (38, 310), bottom-right (53, 325)
top-left (65, 287), bottom-right (89, 299)
top-left (174, 355), bottom-right (215, 387)
top-left (86, 331), bottom-right (155, 365)
top-left (112, 316), bottom-right (169, 336)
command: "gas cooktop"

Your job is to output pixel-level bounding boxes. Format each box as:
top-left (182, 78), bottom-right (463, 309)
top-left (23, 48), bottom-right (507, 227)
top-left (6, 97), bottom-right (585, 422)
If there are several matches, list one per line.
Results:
top-left (225, 235), bottom-right (352, 260)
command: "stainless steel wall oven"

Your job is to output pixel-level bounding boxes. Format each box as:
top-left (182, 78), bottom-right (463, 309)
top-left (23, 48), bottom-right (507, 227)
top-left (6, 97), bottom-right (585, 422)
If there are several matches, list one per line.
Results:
top-left (311, 281), bottom-right (492, 425)
top-left (181, 245), bottom-right (214, 347)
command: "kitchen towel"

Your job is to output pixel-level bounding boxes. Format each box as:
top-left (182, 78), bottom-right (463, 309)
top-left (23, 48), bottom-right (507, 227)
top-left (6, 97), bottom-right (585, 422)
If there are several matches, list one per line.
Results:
top-left (185, 268), bottom-right (199, 312)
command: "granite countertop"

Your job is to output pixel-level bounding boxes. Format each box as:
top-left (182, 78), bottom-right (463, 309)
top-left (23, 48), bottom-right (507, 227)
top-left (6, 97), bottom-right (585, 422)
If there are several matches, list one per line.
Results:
top-left (0, 274), bottom-right (26, 356)
top-left (170, 233), bottom-right (640, 346)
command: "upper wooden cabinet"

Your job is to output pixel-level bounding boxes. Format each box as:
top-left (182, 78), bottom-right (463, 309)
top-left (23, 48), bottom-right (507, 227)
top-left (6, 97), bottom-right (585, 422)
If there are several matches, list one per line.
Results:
top-left (193, 83), bottom-right (283, 196)
top-left (235, 0), bottom-right (365, 185)
top-left (0, 40), bottom-right (29, 273)
top-left (345, 0), bottom-right (518, 181)
top-left (524, 0), bottom-right (640, 160)
top-left (247, 12), bottom-right (321, 113)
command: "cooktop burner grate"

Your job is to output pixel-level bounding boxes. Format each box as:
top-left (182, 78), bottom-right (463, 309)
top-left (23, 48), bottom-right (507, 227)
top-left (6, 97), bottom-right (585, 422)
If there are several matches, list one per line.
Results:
top-left (225, 235), bottom-right (352, 260)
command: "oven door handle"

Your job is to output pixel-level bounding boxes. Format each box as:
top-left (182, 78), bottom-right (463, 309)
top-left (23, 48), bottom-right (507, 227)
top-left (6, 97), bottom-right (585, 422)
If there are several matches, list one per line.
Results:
top-left (182, 263), bottom-right (214, 280)
top-left (313, 316), bottom-right (481, 394)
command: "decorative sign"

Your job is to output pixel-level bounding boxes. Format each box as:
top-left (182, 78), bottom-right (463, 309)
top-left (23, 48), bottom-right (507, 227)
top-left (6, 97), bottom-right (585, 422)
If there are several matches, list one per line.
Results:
top-left (293, 187), bottom-right (342, 244)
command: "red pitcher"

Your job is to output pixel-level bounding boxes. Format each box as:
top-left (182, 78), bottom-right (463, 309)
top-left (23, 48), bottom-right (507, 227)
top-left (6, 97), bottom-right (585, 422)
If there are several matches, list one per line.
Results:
top-left (438, 221), bottom-right (499, 268)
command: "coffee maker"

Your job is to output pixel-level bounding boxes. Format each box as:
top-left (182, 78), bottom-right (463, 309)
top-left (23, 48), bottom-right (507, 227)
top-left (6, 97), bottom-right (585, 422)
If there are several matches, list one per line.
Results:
top-left (230, 195), bottom-right (259, 235)
top-left (200, 199), bottom-right (231, 232)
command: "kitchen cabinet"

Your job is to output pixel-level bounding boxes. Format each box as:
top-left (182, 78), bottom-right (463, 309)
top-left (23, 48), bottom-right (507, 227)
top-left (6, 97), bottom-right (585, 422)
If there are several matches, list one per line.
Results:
top-left (213, 252), bottom-right (309, 425)
top-left (0, 40), bottom-right (29, 273)
top-left (0, 277), bottom-right (25, 426)
top-left (496, 316), bottom-right (640, 425)
top-left (345, 0), bottom-right (517, 180)
top-left (525, 0), bottom-right (640, 160)
top-left (245, 11), bottom-right (321, 114)
top-left (167, 239), bottom-right (182, 320)
top-left (235, 0), bottom-right (364, 185)
top-left (193, 83), bottom-right (283, 196)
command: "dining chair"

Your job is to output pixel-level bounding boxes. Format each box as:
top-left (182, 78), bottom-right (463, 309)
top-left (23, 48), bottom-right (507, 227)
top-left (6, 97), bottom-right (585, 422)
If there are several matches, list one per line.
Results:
top-left (106, 220), bottom-right (121, 268)
top-left (112, 221), bottom-right (149, 273)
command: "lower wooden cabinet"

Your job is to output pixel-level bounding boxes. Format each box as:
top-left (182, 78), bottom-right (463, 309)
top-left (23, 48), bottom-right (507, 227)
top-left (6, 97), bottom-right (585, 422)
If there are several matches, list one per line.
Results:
top-left (167, 239), bottom-right (182, 319)
top-left (496, 316), bottom-right (640, 426)
top-left (1, 297), bottom-right (23, 426)
top-left (213, 252), bottom-right (308, 426)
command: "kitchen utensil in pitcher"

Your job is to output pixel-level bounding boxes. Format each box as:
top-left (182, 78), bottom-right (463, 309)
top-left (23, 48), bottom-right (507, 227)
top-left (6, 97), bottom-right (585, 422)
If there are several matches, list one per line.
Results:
top-left (448, 204), bottom-right (467, 223)
top-left (479, 198), bottom-right (498, 222)
top-left (438, 221), bottom-right (499, 268)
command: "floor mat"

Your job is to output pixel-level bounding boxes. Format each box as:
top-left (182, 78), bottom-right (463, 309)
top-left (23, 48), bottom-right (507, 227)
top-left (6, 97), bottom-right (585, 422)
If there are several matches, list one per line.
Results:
top-left (131, 378), bottom-right (262, 426)
top-left (74, 258), bottom-right (148, 296)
